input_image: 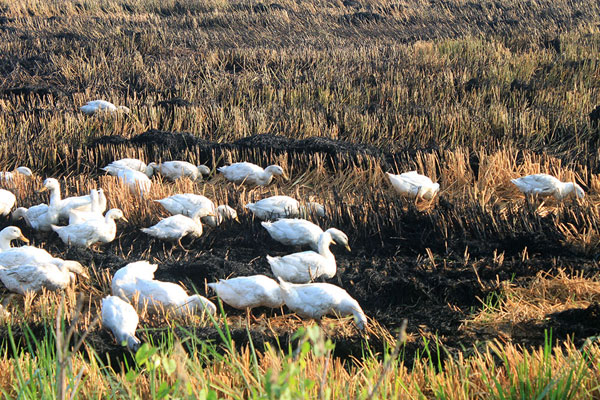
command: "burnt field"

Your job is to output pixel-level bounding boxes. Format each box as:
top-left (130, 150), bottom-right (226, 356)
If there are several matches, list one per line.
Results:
top-left (1, 0), bottom-right (600, 386)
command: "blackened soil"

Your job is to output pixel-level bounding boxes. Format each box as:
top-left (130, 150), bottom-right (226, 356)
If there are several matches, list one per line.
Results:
top-left (4, 131), bottom-right (600, 366)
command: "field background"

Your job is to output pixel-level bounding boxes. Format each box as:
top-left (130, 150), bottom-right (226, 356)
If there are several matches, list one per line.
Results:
top-left (1, 0), bottom-right (600, 398)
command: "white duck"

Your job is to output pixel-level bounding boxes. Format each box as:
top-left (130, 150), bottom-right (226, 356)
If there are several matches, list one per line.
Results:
top-left (267, 231), bottom-right (336, 283)
top-left (80, 100), bottom-right (130, 115)
top-left (102, 295), bottom-right (141, 351)
top-left (0, 189), bottom-right (16, 216)
top-left (51, 208), bottom-right (127, 248)
top-left (0, 166), bottom-right (33, 182)
top-left (511, 174), bottom-right (585, 200)
top-left (218, 162), bottom-right (288, 186)
top-left (117, 277), bottom-right (216, 316)
top-left (208, 275), bottom-right (284, 320)
top-left (149, 161), bottom-right (211, 181)
top-left (261, 219), bottom-right (350, 251)
top-left (387, 171), bottom-right (440, 200)
top-left (155, 194), bottom-right (237, 227)
top-left (40, 178), bottom-right (97, 220)
top-left (104, 158), bottom-right (154, 177)
top-left (278, 278), bottom-right (367, 331)
top-left (112, 261), bottom-right (158, 297)
top-left (0, 263), bottom-right (89, 294)
top-left (0, 226), bottom-right (29, 250)
top-left (247, 196), bottom-right (326, 220)
top-left (102, 166), bottom-right (152, 197)
top-left (0, 245), bottom-right (85, 274)
top-left (11, 204), bottom-right (59, 231)
top-left (68, 189), bottom-right (106, 225)
top-left (140, 209), bottom-right (212, 245)
top-left (204, 205), bottom-right (239, 227)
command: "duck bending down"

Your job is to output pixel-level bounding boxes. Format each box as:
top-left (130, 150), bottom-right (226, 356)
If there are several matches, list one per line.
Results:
top-left (261, 219), bottom-right (350, 251)
top-left (278, 278), bottom-right (367, 331)
top-left (11, 204), bottom-right (59, 232)
top-left (267, 231), bottom-right (337, 283)
top-left (102, 166), bottom-right (152, 197)
top-left (149, 161), bottom-right (210, 181)
top-left (0, 166), bottom-right (33, 182)
top-left (40, 178), bottom-right (99, 220)
top-left (80, 100), bottom-right (130, 115)
top-left (104, 158), bottom-right (154, 177)
top-left (511, 174), bottom-right (585, 200)
top-left (0, 262), bottom-right (89, 294)
top-left (218, 162), bottom-right (288, 186)
top-left (0, 226), bottom-right (29, 250)
top-left (208, 275), bottom-right (283, 321)
top-left (140, 209), bottom-right (212, 245)
top-left (68, 189), bottom-right (106, 225)
top-left (245, 195), bottom-right (325, 220)
top-left (155, 194), bottom-right (238, 227)
top-left (387, 171), bottom-right (440, 200)
top-left (116, 277), bottom-right (216, 316)
top-left (0, 245), bottom-right (85, 273)
top-left (51, 209), bottom-right (127, 248)
top-left (102, 295), bottom-right (141, 351)
top-left (0, 189), bottom-right (16, 216)
top-left (112, 261), bottom-right (158, 297)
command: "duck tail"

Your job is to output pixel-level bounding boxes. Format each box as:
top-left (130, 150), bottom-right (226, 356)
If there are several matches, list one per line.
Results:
top-left (50, 224), bottom-right (61, 233)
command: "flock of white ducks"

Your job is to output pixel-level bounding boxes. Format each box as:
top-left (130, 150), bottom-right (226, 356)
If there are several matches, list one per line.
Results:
top-left (0, 148), bottom-right (588, 350)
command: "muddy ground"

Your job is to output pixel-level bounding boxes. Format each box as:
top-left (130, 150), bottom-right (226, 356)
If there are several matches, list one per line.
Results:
top-left (1, 131), bottom-right (599, 368)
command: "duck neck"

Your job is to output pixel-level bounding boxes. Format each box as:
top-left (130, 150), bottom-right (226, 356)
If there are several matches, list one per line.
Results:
top-left (0, 236), bottom-right (13, 250)
top-left (48, 185), bottom-right (61, 206)
top-left (260, 170), bottom-right (273, 185)
top-left (317, 233), bottom-right (334, 259)
top-left (556, 182), bottom-right (572, 200)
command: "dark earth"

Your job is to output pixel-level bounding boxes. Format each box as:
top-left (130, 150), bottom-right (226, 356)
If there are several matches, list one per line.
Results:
top-left (2, 130), bottom-right (599, 368)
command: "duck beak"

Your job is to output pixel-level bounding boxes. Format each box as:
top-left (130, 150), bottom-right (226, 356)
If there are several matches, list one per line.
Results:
top-left (345, 244), bottom-right (351, 252)
top-left (19, 234), bottom-right (29, 244)
top-left (282, 173), bottom-right (290, 181)
top-left (121, 217), bottom-right (129, 223)
top-left (79, 270), bottom-right (91, 279)
top-left (234, 216), bottom-right (241, 223)
top-left (36, 186), bottom-right (48, 193)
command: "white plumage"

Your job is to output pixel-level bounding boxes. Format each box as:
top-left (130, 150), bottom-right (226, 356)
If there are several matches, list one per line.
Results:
top-left (0, 166), bottom-right (33, 182)
top-left (140, 211), bottom-right (211, 242)
top-left (511, 174), bottom-right (585, 200)
top-left (218, 162), bottom-right (287, 186)
top-left (51, 208), bottom-right (127, 248)
top-left (102, 295), bottom-right (141, 351)
top-left (245, 195), bottom-right (325, 220)
top-left (0, 189), bottom-right (16, 216)
top-left (80, 100), bottom-right (130, 115)
top-left (41, 178), bottom-right (98, 220)
top-left (278, 278), bottom-right (367, 331)
top-left (68, 189), bottom-right (106, 225)
top-left (11, 204), bottom-right (59, 232)
top-left (0, 263), bottom-right (89, 294)
top-left (261, 219), bottom-right (350, 251)
top-left (112, 261), bottom-right (158, 297)
top-left (207, 275), bottom-right (283, 310)
top-left (104, 159), bottom-right (154, 178)
top-left (267, 231), bottom-right (336, 283)
top-left (0, 245), bottom-right (85, 274)
top-left (387, 171), bottom-right (440, 200)
top-left (102, 166), bottom-right (152, 197)
top-left (0, 226), bottom-right (29, 250)
top-left (115, 277), bottom-right (216, 316)
top-left (155, 194), bottom-right (237, 227)
top-left (149, 161), bottom-right (210, 181)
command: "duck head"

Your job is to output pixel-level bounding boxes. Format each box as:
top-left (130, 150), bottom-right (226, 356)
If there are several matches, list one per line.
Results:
top-left (265, 165), bottom-right (288, 180)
